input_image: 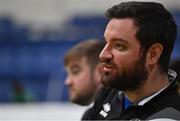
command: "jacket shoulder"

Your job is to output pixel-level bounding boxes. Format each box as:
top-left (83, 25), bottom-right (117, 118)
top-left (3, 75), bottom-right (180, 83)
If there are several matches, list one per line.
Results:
top-left (147, 107), bottom-right (180, 120)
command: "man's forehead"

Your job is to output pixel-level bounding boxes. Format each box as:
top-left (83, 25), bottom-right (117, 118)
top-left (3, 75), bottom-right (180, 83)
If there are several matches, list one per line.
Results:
top-left (67, 57), bottom-right (88, 67)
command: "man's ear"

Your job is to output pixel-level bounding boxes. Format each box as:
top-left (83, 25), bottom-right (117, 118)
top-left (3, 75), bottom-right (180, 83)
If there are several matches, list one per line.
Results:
top-left (146, 43), bottom-right (163, 66)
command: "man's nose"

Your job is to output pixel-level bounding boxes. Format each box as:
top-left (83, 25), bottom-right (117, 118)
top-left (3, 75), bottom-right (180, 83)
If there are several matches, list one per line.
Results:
top-left (65, 76), bottom-right (72, 86)
top-left (99, 44), bottom-right (112, 61)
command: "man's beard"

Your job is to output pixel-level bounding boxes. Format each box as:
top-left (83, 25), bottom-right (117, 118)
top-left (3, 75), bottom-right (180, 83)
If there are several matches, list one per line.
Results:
top-left (70, 74), bottom-right (95, 106)
top-left (100, 55), bottom-right (148, 91)
top-left (70, 87), bottom-right (94, 106)
top-left (70, 94), bottom-right (92, 106)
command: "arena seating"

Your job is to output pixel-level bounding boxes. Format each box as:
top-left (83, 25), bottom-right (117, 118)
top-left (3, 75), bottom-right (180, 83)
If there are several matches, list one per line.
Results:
top-left (0, 13), bottom-right (179, 102)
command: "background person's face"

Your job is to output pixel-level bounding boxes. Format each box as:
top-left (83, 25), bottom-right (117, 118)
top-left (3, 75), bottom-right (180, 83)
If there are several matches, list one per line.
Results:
top-left (65, 57), bottom-right (96, 105)
top-left (99, 18), bottom-right (148, 91)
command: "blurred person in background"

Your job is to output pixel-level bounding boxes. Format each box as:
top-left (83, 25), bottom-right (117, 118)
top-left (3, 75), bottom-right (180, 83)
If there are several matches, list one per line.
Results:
top-left (170, 59), bottom-right (180, 94)
top-left (11, 79), bottom-right (27, 102)
top-left (64, 39), bottom-right (105, 117)
top-left (10, 79), bottom-right (36, 102)
top-left (83, 1), bottom-right (180, 120)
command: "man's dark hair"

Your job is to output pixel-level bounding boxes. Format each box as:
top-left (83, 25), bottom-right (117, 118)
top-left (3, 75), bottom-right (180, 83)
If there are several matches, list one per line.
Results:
top-left (105, 1), bottom-right (177, 72)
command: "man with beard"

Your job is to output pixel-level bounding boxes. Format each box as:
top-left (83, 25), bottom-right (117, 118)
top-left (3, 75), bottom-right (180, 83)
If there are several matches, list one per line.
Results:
top-left (64, 39), bottom-right (104, 118)
top-left (82, 1), bottom-right (180, 120)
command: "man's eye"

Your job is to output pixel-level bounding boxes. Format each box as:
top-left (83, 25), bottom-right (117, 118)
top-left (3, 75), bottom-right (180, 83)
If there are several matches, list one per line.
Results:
top-left (115, 43), bottom-right (127, 51)
top-left (71, 67), bottom-right (80, 75)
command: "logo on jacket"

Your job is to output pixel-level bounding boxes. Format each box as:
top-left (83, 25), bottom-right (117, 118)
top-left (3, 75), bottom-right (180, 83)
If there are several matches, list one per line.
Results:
top-left (99, 103), bottom-right (111, 118)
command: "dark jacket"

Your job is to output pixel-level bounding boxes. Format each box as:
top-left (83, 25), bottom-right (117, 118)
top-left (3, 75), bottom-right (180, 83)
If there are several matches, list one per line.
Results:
top-left (82, 70), bottom-right (180, 120)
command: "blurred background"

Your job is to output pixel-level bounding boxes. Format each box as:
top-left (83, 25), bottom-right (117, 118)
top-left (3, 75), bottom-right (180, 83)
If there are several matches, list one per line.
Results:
top-left (0, 0), bottom-right (179, 120)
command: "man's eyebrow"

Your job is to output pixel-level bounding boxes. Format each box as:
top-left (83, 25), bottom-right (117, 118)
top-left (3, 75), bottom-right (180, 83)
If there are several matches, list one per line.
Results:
top-left (104, 37), bottom-right (129, 44)
top-left (112, 38), bottom-right (129, 44)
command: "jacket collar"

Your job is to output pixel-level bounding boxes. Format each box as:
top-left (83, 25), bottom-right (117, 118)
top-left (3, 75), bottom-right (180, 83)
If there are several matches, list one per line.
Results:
top-left (118, 69), bottom-right (177, 106)
top-left (138, 69), bottom-right (177, 106)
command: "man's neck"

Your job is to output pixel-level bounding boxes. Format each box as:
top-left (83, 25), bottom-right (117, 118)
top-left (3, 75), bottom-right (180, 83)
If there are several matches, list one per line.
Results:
top-left (124, 70), bottom-right (169, 103)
